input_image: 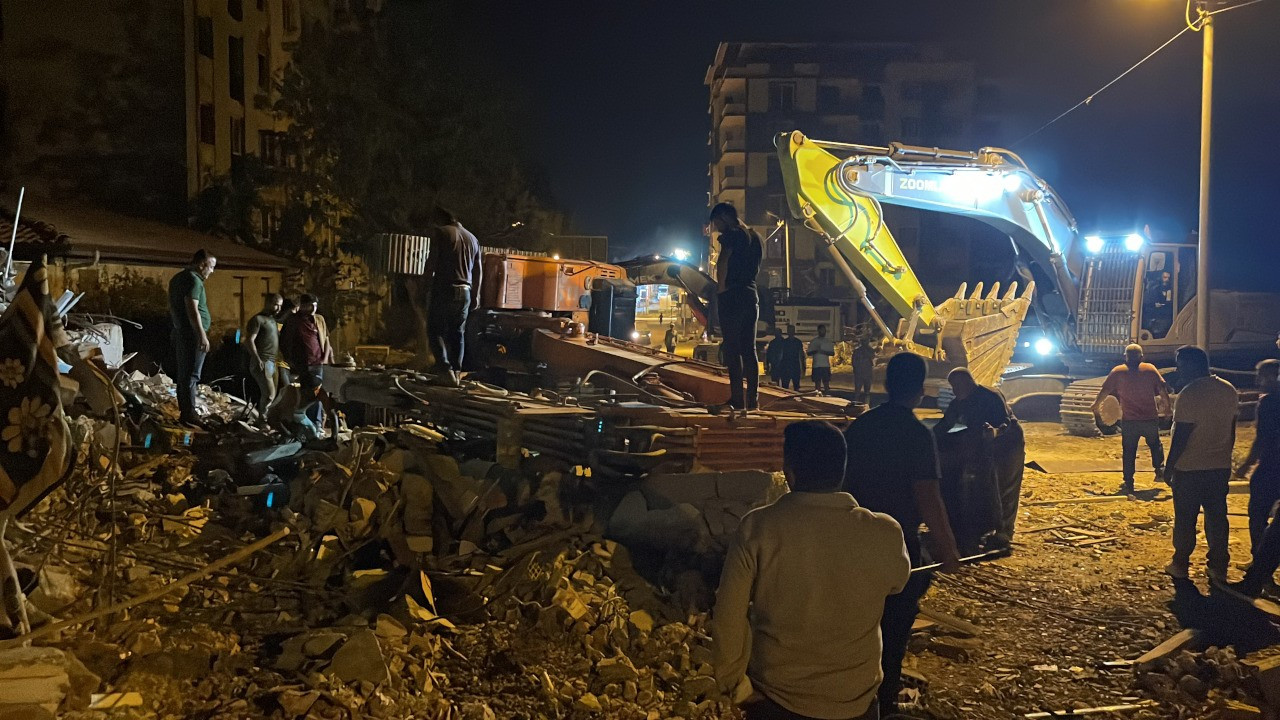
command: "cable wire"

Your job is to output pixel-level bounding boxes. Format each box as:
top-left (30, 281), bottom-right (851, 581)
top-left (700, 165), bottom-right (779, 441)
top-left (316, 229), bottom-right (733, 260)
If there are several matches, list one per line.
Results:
top-left (1013, 24), bottom-right (1194, 146)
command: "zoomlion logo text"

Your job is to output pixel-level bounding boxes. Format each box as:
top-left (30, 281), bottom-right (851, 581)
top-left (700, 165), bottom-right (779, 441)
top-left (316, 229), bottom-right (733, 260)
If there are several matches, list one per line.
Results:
top-left (898, 177), bottom-right (940, 192)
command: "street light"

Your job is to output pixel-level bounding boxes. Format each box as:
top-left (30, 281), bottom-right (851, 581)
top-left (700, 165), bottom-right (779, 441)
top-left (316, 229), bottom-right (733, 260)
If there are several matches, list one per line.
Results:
top-left (673, 248), bottom-right (691, 261)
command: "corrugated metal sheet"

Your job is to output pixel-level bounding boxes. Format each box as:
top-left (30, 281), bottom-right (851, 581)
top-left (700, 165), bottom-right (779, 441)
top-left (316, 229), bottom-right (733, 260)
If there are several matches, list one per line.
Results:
top-left (371, 233), bottom-right (431, 276)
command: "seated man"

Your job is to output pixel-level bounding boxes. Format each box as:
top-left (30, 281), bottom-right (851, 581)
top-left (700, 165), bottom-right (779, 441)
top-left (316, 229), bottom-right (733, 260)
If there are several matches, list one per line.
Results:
top-left (714, 421), bottom-right (910, 720)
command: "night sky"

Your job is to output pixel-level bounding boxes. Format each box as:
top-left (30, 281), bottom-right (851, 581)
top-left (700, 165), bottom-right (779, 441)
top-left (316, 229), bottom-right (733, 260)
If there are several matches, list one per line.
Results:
top-left (454, 1), bottom-right (1280, 291)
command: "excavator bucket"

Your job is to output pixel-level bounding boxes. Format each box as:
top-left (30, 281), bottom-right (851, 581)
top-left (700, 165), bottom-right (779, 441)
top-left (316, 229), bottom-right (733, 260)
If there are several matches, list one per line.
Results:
top-left (934, 281), bottom-right (1036, 387)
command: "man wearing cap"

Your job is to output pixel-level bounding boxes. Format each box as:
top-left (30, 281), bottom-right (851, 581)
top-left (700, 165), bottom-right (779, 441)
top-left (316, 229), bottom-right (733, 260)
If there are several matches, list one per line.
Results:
top-left (1092, 343), bottom-right (1172, 495)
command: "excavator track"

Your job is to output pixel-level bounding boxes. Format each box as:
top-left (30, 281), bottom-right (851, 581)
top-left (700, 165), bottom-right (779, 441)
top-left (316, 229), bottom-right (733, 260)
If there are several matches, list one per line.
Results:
top-left (1060, 377), bottom-right (1109, 437)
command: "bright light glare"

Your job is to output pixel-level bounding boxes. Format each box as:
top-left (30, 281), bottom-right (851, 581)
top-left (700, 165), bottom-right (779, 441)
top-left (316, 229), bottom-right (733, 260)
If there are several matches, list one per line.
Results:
top-left (941, 173), bottom-right (1005, 203)
top-left (673, 248), bottom-right (691, 261)
top-left (552, 254), bottom-right (560, 260)
top-left (1002, 173), bottom-right (1023, 193)
top-left (1124, 233), bottom-right (1145, 252)
top-left (1084, 235), bottom-right (1105, 254)
top-left (630, 330), bottom-right (641, 340)
top-left (1034, 338), bottom-right (1054, 356)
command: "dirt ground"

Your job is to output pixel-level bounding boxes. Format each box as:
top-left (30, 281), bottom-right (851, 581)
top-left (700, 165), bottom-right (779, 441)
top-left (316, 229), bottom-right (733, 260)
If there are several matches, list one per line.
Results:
top-left (910, 421), bottom-right (1270, 719)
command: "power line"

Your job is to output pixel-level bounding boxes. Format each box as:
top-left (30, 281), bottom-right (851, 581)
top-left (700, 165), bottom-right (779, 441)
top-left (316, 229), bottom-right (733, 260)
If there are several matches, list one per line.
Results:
top-left (1012, 25), bottom-right (1193, 147)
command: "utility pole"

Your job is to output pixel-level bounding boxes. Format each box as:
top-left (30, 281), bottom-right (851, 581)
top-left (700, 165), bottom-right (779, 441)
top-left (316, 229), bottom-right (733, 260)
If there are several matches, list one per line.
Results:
top-left (1196, 1), bottom-right (1213, 349)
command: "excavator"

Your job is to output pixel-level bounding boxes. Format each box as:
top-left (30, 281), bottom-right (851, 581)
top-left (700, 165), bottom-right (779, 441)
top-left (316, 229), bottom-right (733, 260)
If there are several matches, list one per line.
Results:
top-left (775, 130), bottom-right (1280, 435)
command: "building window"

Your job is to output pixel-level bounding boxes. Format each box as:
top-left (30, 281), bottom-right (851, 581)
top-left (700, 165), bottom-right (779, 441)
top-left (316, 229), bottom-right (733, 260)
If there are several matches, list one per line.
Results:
top-left (228, 36), bottom-right (245, 103)
top-left (723, 165), bottom-right (737, 178)
top-left (196, 16), bottom-right (214, 58)
top-left (282, 0), bottom-right (299, 33)
top-left (769, 82), bottom-right (795, 111)
top-left (199, 104), bottom-right (215, 145)
top-left (258, 52), bottom-right (270, 89)
top-left (260, 130), bottom-right (296, 168)
top-left (228, 0), bottom-right (243, 21)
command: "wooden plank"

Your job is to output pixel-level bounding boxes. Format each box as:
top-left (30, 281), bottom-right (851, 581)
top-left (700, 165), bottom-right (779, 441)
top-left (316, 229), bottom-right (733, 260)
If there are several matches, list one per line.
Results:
top-left (1134, 628), bottom-right (1198, 665)
top-left (1026, 495), bottom-right (1132, 507)
top-left (918, 607), bottom-right (981, 637)
top-left (1074, 537), bottom-right (1119, 547)
top-left (1025, 700), bottom-right (1157, 718)
top-left (1023, 523), bottom-right (1071, 534)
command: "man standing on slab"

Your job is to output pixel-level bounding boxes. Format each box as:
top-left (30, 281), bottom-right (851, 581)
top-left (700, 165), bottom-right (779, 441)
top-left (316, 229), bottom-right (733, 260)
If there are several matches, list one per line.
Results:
top-left (168, 249), bottom-right (216, 427)
top-left (1092, 343), bottom-right (1172, 495)
top-left (709, 202), bottom-right (763, 411)
top-left (426, 206), bottom-right (482, 386)
top-left (715, 421), bottom-right (909, 720)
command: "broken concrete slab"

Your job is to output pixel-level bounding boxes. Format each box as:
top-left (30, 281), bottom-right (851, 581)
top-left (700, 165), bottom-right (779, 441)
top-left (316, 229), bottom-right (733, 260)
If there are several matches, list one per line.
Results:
top-left (326, 629), bottom-right (390, 685)
top-left (0, 646), bottom-right (99, 714)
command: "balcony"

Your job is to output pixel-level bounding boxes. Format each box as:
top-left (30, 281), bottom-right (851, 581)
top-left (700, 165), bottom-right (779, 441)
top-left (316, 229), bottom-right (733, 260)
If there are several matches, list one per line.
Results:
top-left (720, 175), bottom-right (745, 191)
top-left (721, 101), bottom-right (746, 116)
top-left (719, 134), bottom-right (745, 153)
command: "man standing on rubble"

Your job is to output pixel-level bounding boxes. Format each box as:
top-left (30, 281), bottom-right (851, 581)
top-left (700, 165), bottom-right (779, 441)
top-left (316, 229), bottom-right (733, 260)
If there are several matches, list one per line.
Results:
top-left (243, 293), bottom-right (283, 418)
top-left (709, 203), bottom-right (763, 411)
top-left (1091, 343), bottom-right (1172, 495)
top-left (715, 421), bottom-right (910, 720)
top-left (168, 249), bottom-right (217, 427)
top-left (425, 206), bottom-right (482, 386)
top-left (1164, 345), bottom-right (1238, 583)
top-left (281, 294), bottom-right (332, 428)
top-left (1237, 360), bottom-right (1280, 559)
top-left (934, 367), bottom-right (1025, 549)
top-left (844, 352), bottom-right (961, 717)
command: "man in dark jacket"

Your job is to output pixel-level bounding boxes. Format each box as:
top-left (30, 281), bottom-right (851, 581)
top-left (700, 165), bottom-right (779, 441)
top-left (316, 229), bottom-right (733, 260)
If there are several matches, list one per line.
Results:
top-left (710, 203), bottom-right (763, 411)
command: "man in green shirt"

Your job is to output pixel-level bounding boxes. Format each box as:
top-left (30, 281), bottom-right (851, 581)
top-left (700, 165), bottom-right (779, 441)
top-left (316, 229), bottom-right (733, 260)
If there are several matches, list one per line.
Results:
top-left (243, 293), bottom-right (283, 417)
top-left (168, 249), bottom-right (216, 426)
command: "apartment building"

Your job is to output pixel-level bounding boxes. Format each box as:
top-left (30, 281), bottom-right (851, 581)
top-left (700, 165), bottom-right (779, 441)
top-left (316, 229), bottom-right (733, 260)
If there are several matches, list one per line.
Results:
top-left (705, 42), bottom-right (1014, 312)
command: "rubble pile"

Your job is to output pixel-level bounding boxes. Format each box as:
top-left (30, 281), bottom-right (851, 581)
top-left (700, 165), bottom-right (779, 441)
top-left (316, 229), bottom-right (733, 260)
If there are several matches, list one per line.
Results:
top-left (1, 389), bottom-right (776, 717)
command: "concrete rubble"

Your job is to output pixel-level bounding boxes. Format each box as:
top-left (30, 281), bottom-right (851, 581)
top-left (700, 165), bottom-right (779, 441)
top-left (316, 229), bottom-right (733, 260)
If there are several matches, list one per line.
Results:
top-left (1, 360), bottom-right (788, 718)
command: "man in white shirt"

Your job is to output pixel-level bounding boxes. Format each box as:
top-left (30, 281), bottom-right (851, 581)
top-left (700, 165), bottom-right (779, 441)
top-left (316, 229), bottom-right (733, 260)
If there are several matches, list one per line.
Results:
top-left (1163, 345), bottom-right (1239, 582)
top-left (714, 421), bottom-right (910, 720)
top-left (807, 324), bottom-right (836, 393)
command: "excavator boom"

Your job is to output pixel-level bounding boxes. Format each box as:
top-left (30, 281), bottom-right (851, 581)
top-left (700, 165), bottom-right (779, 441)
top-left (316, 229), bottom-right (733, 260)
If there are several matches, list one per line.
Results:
top-left (775, 130), bottom-right (1066, 385)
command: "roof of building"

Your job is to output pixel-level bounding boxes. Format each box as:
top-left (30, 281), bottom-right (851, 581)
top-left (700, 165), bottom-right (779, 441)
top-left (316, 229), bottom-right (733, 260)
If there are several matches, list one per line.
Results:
top-left (0, 199), bottom-right (296, 271)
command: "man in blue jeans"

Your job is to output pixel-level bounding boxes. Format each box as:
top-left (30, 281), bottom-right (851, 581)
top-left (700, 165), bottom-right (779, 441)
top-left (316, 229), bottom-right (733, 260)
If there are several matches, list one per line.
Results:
top-left (168, 249), bottom-right (217, 427)
top-left (709, 203), bottom-right (762, 411)
top-left (426, 206), bottom-right (482, 386)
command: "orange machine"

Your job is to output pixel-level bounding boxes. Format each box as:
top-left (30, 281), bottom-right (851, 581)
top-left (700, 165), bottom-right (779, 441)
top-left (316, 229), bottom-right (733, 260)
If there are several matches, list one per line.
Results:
top-left (481, 253), bottom-right (625, 324)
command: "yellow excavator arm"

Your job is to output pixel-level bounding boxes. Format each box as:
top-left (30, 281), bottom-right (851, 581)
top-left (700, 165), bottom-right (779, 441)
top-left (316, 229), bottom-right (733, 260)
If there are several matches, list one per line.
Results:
top-left (776, 130), bottom-right (1037, 386)
top-left (777, 130), bottom-right (937, 328)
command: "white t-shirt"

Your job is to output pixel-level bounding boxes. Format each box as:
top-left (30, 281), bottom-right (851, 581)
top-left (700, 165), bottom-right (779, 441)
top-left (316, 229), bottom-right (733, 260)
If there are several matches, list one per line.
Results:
top-left (808, 337), bottom-right (835, 369)
top-left (1172, 375), bottom-right (1238, 471)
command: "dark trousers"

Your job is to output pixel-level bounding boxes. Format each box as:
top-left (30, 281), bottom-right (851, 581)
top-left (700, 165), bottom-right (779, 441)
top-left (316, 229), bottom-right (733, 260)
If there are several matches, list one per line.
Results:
top-left (812, 367), bottom-right (832, 392)
top-left (428, 285), bottom-right (472, 372)
top-left (853, 366), bottom-right (871, 398)
top-left (1249, 469), bottom-right (1280, 554)
top-left (298, 364), bottom-right (325, 425)
top-left (1121, 419), bottom-right (1165, 485)
top-left (878, 568), bottom-right (931, 711)
top-left (1244, 481), bottom-right (1280, 591)
top-left (995, 429), bottom-right (1026, 540)
top-left (718, 289), bottom-right (759, 409)
top-left (1171, 468), bottom-right (1231, 574)
top-left (743, 695), bottom-right (878, 720)
top-left (171, 333), bottom-right (206, 422)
